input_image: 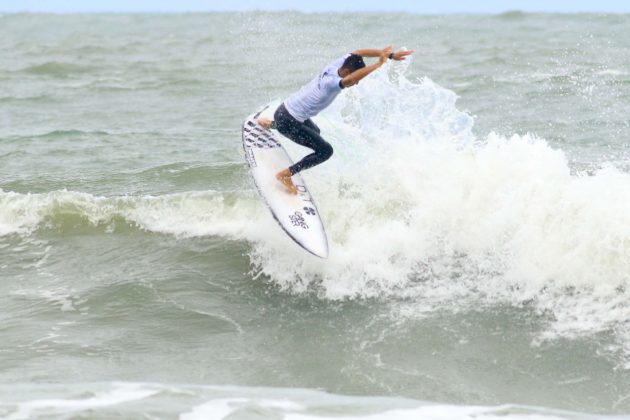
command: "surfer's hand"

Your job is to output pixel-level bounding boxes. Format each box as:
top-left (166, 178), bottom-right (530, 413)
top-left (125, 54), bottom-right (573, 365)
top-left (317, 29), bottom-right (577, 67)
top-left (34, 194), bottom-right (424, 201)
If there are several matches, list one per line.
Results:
top-left (392, 49), bottom-right (414, 61)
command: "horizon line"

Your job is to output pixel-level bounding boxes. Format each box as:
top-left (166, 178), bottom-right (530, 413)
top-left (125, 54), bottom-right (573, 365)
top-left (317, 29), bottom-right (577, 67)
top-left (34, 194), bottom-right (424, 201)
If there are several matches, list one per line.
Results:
top-left (2, 9), bottom-right (630, 15)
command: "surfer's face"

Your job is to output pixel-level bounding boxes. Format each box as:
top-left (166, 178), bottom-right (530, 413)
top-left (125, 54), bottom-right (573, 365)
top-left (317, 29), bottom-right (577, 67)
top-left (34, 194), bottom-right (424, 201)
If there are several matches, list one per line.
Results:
top-left (338, 67), bottom-right (359, 86)
top-left (338, 67), bottom-right (351, 78)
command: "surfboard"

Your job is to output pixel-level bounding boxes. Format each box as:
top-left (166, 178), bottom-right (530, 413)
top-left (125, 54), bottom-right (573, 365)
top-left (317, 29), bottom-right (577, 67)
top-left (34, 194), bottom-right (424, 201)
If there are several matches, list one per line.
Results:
top-left (242, 103), bottom-right (329, 258)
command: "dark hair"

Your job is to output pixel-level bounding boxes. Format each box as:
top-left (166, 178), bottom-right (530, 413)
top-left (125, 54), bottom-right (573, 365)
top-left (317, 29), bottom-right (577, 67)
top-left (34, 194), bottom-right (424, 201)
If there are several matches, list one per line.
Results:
top-left (341, 54), bottom-right (366, 73)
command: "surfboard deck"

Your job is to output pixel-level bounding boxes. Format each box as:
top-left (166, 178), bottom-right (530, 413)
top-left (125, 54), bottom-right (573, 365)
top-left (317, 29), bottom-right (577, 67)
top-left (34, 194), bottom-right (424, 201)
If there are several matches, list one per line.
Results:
top-left (242, 103), bottom-right (329, 258)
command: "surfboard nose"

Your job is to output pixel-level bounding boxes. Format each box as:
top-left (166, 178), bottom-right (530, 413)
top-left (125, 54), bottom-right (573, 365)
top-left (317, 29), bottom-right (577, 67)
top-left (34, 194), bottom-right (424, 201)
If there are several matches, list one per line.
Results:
top-left (307, 239), bottom-right (329, 259)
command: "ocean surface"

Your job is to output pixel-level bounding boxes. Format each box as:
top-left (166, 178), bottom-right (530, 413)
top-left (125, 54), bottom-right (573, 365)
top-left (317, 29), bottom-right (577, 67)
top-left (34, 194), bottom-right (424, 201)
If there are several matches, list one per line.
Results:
top-left (1, 11), bottom-right (630, 419)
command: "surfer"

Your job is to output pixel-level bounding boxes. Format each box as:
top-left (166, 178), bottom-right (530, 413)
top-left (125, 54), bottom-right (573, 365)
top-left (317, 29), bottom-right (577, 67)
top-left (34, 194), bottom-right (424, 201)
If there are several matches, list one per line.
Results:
top-left (258, 46), bottom-right (414, 194)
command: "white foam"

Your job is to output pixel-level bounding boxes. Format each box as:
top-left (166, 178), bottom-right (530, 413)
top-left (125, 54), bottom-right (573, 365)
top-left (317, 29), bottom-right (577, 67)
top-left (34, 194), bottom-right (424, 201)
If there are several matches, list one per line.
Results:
top-left (285, 405), bottom-right (571, 420)
top-left (180, 398), bottom-right (246, 420)
top-left (7, 383), bottom-right (158, 419)
top-left (2, 382), bottom-right (602, 420)
top-left (181, 398), bottom-right (304, 420)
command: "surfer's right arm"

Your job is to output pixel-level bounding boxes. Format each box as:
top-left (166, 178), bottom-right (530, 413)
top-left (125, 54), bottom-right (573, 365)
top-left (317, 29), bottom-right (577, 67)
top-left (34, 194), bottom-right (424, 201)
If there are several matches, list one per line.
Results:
top-left (352, 48), bottom-right (414, 61)
top-left (340, 46), bottom-right (391, 88)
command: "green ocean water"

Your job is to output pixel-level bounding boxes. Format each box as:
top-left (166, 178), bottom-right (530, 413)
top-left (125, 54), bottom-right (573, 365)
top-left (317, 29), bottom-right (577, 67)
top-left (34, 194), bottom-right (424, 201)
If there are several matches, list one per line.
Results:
top-left (1, 12), bottom-right (630, 419)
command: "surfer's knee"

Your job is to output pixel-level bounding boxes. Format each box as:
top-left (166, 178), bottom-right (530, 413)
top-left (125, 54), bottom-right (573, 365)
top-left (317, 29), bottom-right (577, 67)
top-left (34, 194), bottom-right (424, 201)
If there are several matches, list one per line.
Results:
top-left (319, 141), bottom-right (333, 161)
top-left (274, 119), bottom-right (287, 134)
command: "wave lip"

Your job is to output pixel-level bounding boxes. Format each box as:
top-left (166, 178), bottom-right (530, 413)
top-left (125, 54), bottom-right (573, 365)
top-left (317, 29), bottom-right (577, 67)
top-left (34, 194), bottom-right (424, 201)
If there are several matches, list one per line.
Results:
top-left (0, 188), bottom-right (268, 241)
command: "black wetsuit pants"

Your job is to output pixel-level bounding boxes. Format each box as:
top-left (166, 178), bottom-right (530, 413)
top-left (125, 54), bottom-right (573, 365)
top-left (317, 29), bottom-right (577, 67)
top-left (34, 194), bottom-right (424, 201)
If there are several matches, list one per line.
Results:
top-left (274, 103), bottom-right (333, 175)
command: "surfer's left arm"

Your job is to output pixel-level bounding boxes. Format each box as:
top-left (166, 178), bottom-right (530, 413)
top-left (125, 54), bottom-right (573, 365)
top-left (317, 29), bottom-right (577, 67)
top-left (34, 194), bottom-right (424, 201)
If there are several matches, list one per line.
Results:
top-left (351, 48), bottom-right (383, 57)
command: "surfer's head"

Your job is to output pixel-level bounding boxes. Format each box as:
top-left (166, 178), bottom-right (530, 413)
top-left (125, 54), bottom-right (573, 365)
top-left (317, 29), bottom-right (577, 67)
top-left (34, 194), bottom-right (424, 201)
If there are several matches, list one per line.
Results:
top-left (338, 54), bottom-right (366, 78)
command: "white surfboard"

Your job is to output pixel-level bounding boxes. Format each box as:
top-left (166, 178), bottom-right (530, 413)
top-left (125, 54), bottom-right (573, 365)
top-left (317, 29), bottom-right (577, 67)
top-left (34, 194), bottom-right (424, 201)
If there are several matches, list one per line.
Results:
top-left (242, 103), bottom-right (329, 258)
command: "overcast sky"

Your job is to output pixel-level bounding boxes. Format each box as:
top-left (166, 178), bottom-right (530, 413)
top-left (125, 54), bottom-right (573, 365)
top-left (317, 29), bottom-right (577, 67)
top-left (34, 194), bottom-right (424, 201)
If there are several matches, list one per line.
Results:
top-left (2, 0), bottom-right (630, 14)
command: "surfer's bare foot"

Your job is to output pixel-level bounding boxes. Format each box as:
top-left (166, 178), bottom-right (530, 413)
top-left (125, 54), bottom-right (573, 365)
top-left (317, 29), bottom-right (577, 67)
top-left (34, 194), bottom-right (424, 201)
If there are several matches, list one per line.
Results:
top-left (276, 168), bottom-right (297, 195)
top-left (258, 117), bottom-right (273, 129)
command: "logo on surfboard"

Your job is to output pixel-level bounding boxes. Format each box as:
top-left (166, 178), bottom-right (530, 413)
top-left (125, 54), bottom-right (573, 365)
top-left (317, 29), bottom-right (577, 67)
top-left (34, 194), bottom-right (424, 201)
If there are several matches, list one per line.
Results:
top-left (289, 211), bottom-right (309, 229)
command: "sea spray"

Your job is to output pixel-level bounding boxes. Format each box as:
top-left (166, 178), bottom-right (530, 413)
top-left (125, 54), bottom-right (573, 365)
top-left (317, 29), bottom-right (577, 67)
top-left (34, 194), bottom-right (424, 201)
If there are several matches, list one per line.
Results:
top-left (249, 59), bottom-right (630, 362)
